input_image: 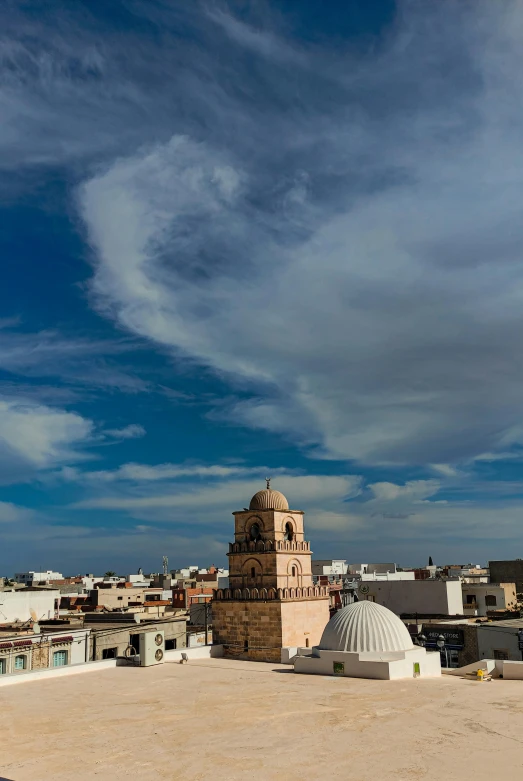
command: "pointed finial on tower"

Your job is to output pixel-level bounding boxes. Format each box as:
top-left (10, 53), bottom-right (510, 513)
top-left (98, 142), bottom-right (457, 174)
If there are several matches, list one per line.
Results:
top-left (266, 476), bottom-right (271, 490)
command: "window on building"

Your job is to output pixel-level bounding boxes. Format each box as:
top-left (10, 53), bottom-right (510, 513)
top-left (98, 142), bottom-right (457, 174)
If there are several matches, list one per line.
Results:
top-left (284, 522), bottom-right (294, 541)
top-left (244, 639), bottom-right (249, 651)
top-left (14, 655), bottom-right (27, 670)
top-left (466, 594), bottom-right (476, 604)
top-left (250, 523), bottom-right (260, 541)
top-left (165, 638), bottom-right (177, 650)
top-left (0, 658), bottom-right (6, 674)
top-left (251, 567), bottom-right (256, 578)
top-left (117, 596), bottom-right (123, 601)
top-left (494, 649), bottom-right (509, 660)
top-left (102, 647), bottom-right (117, 659)
top-left (53, 650), bottom-right (68, 667)
top-left (485, 595), bottom-right (497, 607)
top-left (292, 566), bottom-right (297, 577)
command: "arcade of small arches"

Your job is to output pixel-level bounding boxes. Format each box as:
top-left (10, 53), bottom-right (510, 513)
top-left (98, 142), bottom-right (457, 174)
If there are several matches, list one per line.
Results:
top-left (229, 540), bottom-right (310, 553)
top-left (213, 585), bottom-right (329, 602)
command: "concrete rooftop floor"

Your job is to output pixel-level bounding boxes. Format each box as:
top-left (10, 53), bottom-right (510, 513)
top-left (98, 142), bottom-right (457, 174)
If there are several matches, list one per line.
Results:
top-left (2, 659), bottom-right (523, 781)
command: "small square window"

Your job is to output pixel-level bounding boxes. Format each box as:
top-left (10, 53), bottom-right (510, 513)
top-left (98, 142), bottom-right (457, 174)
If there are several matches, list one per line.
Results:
top-left (102, 647), bottom-right (117, 659)
top-left (53, 650), bottom-right (68, 667)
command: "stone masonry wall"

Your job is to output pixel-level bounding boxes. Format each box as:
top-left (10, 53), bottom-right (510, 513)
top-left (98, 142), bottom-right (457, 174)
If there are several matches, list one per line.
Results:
top-left (213, 600), bottom-right (283, 662)
top-left (31, 640), bottom-right (50, 669)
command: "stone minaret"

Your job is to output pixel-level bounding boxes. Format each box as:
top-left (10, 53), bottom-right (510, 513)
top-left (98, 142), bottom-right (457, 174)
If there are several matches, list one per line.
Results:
top-left (212, 481), bottom-right (330, 662)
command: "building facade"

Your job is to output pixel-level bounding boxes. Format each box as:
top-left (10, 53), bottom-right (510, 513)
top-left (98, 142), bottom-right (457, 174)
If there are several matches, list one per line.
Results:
top-left (0, 589), bottom-right (60, 623)
top-left (363, 579), bottom-right (463, 616)
top-left (461, 583), bottom-right (517, 616)
top-left (87, 615), bottom-right (187, 659)
top-left (14, 571), bottom-right (64, 585)
top-left (0, 628), bottom-right (90, 676)
top-left (312, 560), bottom-right (348, 577)
top-left (489, 560), bottom-right (523, 595)
top-left (212, 483), bottom-right (330, 662)
top-left (477, 620), bottom-right (523, 662)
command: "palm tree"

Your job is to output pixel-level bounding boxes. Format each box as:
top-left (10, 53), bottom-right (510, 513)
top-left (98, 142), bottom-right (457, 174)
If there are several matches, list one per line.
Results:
top-left (104, 570), bottom-right (117, 578)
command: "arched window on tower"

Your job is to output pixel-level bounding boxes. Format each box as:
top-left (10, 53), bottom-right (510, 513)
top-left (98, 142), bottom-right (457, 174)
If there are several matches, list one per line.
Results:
top-left (251, 566), bottom-right (256, 578)
top-left (291, 566), bottom-right (297, 577)
top-left (250, 523), bottom-right (260, 541)
top-left (284, 522), bottom-right (294, 541)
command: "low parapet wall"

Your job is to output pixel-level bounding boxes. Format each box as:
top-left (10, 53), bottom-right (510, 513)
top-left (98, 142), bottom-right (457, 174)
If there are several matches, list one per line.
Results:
top-left (501, 660), bottom-right (523, 680)
top-left (0, 644), bottom-right (224, 686)
top-left (0, 658), bottom-right (118, 687)
top-left (164, 645), bottom-right (224, 662)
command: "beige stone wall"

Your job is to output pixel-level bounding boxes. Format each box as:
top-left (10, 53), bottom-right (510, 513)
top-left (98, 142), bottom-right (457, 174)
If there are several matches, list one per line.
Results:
top-left (228, 549), bottom-right (313, 591)
top-left (213, 600), bottom-right (283, 662)
top-left (233, 510), bottom-right (305, 543)
top-left (31, 641), bottom-right (50, 669)
top-left (280, 598), bottom-right (330, 649)
top-left (213, 596), bottom-right (330, 662)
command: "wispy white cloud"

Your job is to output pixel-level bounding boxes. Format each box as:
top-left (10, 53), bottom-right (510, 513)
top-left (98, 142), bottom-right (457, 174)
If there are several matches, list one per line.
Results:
top-left (104, 424), bottom-right (146, 440)
top-left (429, 464), bottom-right (463, 478)
top-left (56, 462), bottom-right (292, 483)
top-left (65, 0), bottom-right (523, 468)
top-left (0, 397), bottom-right (94, 483)
top-left (70, 474), bottom-right (362, 524)
top-left (368, 480), bottom-right (441, 504)
top-left (0, 501), bottom-right (34, 523)
top-left (0, 328), bottom-right (149, 393)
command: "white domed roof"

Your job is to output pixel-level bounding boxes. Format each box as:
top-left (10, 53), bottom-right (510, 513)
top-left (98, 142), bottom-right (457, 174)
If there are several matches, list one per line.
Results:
top-left (249, 488), bottom-right (289, 511)
top-left (318, 600), bottom-right (414, 654)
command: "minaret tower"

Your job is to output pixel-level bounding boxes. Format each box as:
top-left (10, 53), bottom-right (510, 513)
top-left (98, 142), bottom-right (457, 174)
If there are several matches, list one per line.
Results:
top-left (212, 481), bottom-right (330, 662)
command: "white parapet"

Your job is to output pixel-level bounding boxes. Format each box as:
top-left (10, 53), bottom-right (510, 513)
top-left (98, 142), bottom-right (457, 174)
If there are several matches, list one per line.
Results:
top-left (0, 658), bottom-right (118, 688)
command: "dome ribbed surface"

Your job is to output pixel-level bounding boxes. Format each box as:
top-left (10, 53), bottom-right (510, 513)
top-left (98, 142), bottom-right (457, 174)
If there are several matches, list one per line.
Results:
top-left (318, 600), bottom-right (414, 654)
top-left (249, 488), bottom-right (289, 511)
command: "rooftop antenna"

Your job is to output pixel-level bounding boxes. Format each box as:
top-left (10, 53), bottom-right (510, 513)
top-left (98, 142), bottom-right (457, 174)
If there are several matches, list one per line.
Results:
top-left (162, 556), bottom-right (168, 576)
top-left (266, 476), bottom-right (271, 490)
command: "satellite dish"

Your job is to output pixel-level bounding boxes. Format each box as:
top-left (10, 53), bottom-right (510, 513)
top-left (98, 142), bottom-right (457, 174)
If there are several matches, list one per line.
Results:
top-left (358, 583), bottom-right (370, 595)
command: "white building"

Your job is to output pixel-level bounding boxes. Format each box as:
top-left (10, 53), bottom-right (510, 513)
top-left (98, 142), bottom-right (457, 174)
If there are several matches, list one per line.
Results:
top-left (361, 579), bottom-right (463, 616)
top-left (312, 560), bottom-right (348, 577)
top-left (294, 601), bottom-right (441, 680)
top-left (348, 563), bottom-right (397, 575)
top-left (0, 589), bottom-right (60, 623)
top-left (14, 571), bottom-right (64, 585)
top-left (0, 627), bottom-right (90, 676)
top-left (476, 620), bottom-right (523, 662)
top-left (462, 583), bottom-right (517, 617)
top-left (360, 571), bottom-right (415, 582)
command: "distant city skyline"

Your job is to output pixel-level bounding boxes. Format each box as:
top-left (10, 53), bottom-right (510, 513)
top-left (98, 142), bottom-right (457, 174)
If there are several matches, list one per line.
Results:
top-left (3, 0), bottom-right (523, 572)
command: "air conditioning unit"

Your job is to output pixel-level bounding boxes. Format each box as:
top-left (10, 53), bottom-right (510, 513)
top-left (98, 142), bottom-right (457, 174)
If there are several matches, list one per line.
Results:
top-left (139, 630), bottom-right (165, 667)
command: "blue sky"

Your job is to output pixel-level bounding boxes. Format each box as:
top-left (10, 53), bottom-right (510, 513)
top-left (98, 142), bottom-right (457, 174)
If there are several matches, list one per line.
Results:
top-left (2, 0), bottom-right (523, 575)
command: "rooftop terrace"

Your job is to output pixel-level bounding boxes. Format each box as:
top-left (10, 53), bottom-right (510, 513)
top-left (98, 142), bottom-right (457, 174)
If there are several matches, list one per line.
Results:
top-left (2, 658), bottom-right (523, 780)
